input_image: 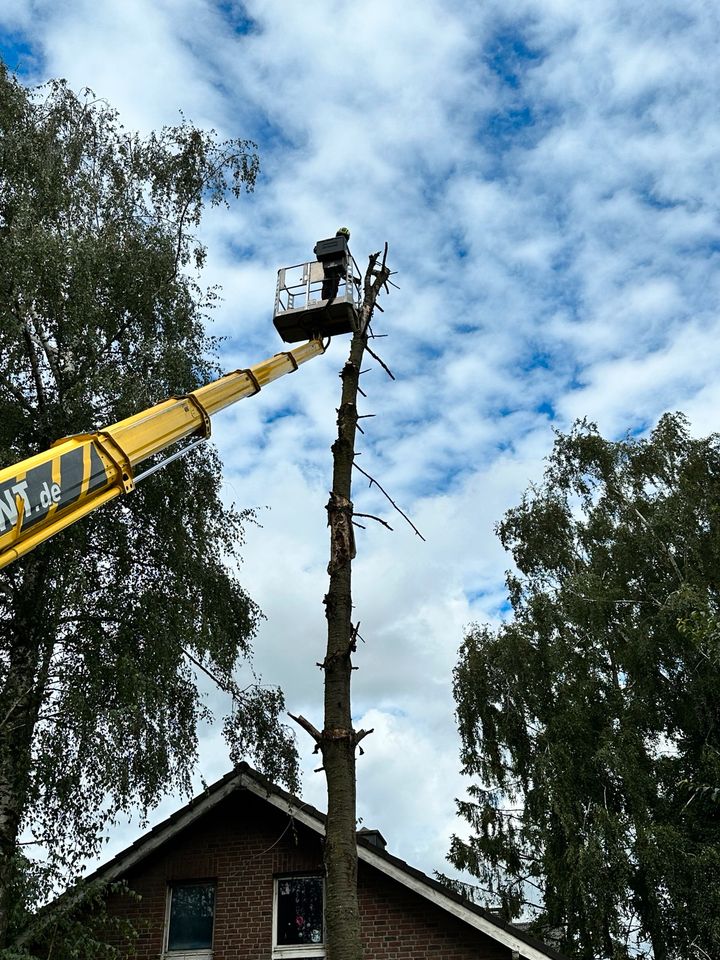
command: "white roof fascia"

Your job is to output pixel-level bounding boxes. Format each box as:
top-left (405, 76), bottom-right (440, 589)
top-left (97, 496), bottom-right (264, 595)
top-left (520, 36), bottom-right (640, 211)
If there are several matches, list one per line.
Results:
top-left (356, 844), bottom-right (552, 960)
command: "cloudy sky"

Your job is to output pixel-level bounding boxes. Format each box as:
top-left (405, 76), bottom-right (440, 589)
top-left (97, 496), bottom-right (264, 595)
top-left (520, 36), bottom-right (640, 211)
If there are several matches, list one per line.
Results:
top-left (2, 0), bottom-right (720, 892)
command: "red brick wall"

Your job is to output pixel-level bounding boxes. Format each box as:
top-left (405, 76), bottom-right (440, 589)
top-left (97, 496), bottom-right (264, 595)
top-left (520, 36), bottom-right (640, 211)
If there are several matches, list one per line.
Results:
top-left (104, 788), bottom-right (511, 960)
top-left (357, 864), bottom-right (509, 960)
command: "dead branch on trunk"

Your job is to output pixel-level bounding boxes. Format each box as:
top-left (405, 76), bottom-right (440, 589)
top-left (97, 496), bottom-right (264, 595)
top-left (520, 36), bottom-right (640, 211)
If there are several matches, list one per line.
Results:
top-left (353, 461), bottom-right (426, 541)
top-left (354, 513), bottom-right (394, 531)
top-left (288, 712), bottom-right (322, 747)
top-left (365, 343), bottom-right (395, 380)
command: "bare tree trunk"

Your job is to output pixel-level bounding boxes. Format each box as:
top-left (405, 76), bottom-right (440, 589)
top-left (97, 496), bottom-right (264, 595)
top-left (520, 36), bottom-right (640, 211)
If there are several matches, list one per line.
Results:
top-left (323, 252), bottom-right (390, 960)
top-left (293, 250), bottom-right (390, 960)
top-left (322, 327), bottom-right (365, 960)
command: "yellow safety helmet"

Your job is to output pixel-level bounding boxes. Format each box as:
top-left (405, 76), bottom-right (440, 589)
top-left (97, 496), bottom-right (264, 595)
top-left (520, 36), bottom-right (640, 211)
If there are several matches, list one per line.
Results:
top-left (336, 226), bottom-right (351, 240)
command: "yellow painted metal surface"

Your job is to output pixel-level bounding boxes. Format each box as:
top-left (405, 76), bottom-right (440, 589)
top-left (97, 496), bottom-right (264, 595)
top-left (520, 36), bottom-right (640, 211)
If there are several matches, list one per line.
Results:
top-left (0, 339), bottom-right (324, 570)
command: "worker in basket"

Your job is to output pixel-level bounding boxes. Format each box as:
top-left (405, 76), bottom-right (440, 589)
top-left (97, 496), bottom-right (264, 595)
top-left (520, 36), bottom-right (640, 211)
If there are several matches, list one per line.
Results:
top-left (321, 227), bottom-right (351, 301)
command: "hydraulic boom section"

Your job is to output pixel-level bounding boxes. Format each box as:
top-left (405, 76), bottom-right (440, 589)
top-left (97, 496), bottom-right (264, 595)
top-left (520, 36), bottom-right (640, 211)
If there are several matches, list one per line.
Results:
top-left (0, 339), bottom-right (325, 570)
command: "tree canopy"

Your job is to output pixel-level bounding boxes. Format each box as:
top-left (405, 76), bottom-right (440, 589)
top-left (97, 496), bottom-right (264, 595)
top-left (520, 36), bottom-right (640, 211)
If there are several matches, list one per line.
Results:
top-left (451, 413), bottom-right (720, 960)
top-left (0, 63), bottom-right (297, 951)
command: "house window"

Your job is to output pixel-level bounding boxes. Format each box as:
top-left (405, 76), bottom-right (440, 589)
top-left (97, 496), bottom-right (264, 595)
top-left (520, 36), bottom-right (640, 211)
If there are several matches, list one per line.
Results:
top-left (166, 881), bottom-right (215, 956)
top-left (273, 875), bottom-right (325, 956)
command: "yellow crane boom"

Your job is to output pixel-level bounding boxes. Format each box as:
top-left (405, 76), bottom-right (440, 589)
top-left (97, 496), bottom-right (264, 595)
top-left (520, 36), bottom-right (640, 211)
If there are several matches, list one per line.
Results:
top-left (0, 339), bottom-right (325, 570)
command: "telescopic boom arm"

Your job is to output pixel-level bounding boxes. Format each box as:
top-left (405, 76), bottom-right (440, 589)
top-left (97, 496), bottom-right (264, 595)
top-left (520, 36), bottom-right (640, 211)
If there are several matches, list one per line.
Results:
top-left (0, 339), bottom-right (325, 571)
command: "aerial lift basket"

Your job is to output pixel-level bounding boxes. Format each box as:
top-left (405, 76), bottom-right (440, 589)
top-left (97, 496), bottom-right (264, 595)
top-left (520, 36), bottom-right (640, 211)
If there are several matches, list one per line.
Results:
top-left (273, 235), bottom-right (362, 343)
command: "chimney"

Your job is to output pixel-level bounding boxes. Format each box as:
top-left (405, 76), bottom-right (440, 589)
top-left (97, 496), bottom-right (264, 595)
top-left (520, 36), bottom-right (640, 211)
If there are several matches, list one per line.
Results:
top-left (357, 827), bottom-right (387, 851)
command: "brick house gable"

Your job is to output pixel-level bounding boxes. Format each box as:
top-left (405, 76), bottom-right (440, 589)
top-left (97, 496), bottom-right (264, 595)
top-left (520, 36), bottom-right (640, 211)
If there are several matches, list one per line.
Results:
top-left (70, 764), bottom-right (568, 960)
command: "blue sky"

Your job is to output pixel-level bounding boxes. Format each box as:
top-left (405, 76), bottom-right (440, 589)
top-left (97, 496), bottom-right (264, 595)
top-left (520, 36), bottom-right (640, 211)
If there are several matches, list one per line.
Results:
top-left (2, 0), bottom-right (720, 893)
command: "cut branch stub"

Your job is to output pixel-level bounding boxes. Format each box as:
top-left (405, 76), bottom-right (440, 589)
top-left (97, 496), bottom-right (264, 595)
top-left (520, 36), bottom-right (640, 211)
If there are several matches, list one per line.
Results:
top-left (288, 713), bottom-right (374, 760)
top-left (319, 623), bottom-right (360, 671)
top-left (287, 712), bottom-right (322, 745)
top-left (324, 727), bottom-right (354, 743)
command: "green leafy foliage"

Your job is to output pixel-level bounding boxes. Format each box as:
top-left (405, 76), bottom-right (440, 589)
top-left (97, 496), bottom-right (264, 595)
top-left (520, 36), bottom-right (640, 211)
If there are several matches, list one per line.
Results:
top-left (451, 413), bottom-right (720, 960)
top-left (0, 63), bottom-right (297, 946)
top-left (0, 867), bottom-right (140, 960)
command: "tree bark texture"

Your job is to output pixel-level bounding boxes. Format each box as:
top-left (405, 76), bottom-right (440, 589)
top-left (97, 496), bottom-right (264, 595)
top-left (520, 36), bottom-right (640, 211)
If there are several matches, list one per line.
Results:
top-left (320, 251), bottom-right (390, 960)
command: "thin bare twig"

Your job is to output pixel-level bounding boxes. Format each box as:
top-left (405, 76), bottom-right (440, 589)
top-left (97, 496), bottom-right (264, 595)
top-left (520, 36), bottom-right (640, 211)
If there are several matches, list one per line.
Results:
top-left (354, 513), bottom-right (394, 532)
top-left (353, 462), bottom-right (425, 541)
top-left (690, 938), bottom-right (712, 960)
top-left (365, 343), bottom-right (395, 380)
top-left (380, 246), bottom-right (390, 294)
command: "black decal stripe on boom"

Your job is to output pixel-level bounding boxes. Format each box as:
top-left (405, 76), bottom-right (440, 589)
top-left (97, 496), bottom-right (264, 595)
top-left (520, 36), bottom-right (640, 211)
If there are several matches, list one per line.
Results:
top-left (22, 461), bottom-right (54, 530)
top-left (87, 444), bottom-right (109, 494)
top-left (59, 448), bottom-right (84, 508)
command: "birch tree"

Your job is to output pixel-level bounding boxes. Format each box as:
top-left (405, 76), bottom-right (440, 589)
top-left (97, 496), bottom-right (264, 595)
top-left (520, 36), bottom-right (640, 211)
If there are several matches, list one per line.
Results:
top-left (0, 66), bottom-right (297, 951)
top-left (451, 413), bottom-right (720, 960)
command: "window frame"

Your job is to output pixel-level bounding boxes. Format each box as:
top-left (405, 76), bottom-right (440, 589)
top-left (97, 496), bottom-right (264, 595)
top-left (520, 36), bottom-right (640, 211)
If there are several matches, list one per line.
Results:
top-left (272, 873), bottom-right (326, 959)
top-left (163, 879), bottom-right (217, 960)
